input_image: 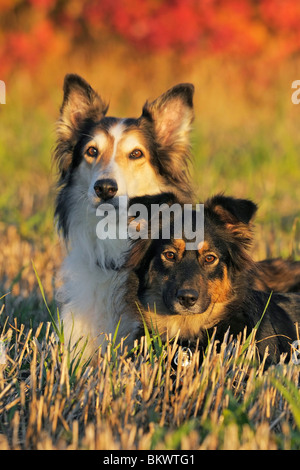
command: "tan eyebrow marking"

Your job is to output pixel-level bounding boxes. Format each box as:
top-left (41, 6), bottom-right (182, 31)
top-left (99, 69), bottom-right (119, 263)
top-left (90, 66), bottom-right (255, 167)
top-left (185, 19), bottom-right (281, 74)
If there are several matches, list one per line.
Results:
top-left (207, 266), bottom-right (232, 303)
top-left (198, 241), bottom-right (210, 255)
top-left (173, 239), bottom-right (186, 260)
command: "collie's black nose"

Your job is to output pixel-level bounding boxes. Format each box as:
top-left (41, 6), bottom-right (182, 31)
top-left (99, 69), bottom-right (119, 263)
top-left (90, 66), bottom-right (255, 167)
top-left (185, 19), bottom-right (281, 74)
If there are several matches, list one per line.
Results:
top-left (94, 179), bottom-right (118, 200)
top-left (176, 289), bottom-right (199, 308)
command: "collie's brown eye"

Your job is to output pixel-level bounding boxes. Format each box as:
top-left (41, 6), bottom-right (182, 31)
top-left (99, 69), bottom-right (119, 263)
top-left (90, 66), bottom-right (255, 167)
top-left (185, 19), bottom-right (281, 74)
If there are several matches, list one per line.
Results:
top-left (86, 146), bottom-right (98, 158)
top-left (129, 149), bottom-right (144, 159)
top-left (164, 251), bottom-right (176, 261)
top-left (205, 254), bottom-right (216, 264)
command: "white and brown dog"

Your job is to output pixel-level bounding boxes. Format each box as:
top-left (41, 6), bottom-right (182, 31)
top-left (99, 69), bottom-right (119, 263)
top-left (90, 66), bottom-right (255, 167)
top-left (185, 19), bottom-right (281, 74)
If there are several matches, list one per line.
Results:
top-left (54, 74), bottom-right (194, 358)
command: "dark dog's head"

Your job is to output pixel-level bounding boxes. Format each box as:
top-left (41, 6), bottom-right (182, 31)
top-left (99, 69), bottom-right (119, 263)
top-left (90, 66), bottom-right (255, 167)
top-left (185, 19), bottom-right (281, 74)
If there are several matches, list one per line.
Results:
top-left (127, 194), bottom-right (257, 338)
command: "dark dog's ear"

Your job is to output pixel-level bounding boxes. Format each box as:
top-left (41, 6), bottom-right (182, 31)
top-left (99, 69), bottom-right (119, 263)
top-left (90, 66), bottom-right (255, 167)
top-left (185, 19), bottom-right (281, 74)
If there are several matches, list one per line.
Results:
top-left (125, 193), bottom-right (179, 271)
top-left (142, 83), bottom-right (194, 150)
top-left (207, 194), bottom-right (257, 253)
top-left (54, 74), bottom-right (108, 175)
top-left (127, 192), bottom-right (180, 248)
top-left (125, 237), bottom-right (153, 271)
top-left (207, 195), bottom-right (258, 270)
top-left (129, 192), bottom-right (179, 208)
top-left (125, 195), bottom-right (162, 271)
top-left (208, 194), bottom-right (258, 226)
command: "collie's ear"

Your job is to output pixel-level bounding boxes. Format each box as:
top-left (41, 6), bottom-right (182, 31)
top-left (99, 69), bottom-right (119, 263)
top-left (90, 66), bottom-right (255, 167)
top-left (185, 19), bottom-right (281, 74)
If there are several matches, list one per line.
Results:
top-left (60, 74), bottom-right (108, 130)
top-left (54, 74), bottom-right (108, 175)
top-left (208, 194), bottom-right (258, 226)
top-left (142, 83), bottom-right (194, 149)
top-left (141, 84), bottom-right (194, 198)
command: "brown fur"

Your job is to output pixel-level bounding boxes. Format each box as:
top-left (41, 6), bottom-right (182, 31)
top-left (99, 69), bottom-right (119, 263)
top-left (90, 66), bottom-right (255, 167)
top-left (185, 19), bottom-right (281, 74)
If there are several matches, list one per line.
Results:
top-left (142, 303), bottom-right (226, 341)
top-left (53, 75), bottom-right (198, 358)
top-left (126, 194), bottom-right (300, 363)
top-left (54, 76), bottom-right (196, 240)
top-left (197, 241), bottom-right (210, 254)
top-left (172, 239), bottom-right (186, 260)
top-left (207, 266), bottom-right (232, 304)
top-left (254, 258), bottom-right (300, 292)
top-left (54, 74), bottom-right (108, 175)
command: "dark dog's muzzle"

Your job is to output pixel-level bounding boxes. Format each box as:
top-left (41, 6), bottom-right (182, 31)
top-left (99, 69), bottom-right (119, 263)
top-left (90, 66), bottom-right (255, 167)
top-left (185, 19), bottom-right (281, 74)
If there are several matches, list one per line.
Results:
top-left (176, 289), bottom-right (199, 308)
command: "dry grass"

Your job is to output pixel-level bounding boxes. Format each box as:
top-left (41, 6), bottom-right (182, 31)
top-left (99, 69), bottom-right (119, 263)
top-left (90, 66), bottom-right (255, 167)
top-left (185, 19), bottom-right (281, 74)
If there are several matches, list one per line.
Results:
top-left (0, 143), bottom-right (299, 450)
top-left (0, 313), bottom-right (299, 450)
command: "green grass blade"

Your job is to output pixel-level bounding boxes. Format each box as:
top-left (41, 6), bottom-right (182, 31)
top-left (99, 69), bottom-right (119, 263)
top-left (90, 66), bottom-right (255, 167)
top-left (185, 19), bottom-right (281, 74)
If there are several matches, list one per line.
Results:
top-left (271, 376), bottom-right (300, 429)
top-left (241, 291), bottom-right (273, 355)
top-left (31, 260), bottom-right (60, 338)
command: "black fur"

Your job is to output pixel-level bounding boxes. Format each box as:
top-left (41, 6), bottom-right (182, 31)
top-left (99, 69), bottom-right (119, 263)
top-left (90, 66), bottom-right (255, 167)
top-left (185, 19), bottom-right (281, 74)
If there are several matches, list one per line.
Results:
top-left (127, 193), bottom-right (300, 365)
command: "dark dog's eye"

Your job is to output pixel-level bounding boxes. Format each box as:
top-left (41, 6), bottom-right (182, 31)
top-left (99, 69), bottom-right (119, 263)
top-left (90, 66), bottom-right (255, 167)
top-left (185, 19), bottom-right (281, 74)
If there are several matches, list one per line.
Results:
top-left (163, 251), bottom-right (176, 261)
top-left (86, 146), bottom-right (98, 158)
top-left (205, 254), bottom-right (217, 264)
top-left (129, 149), bottom-right (144, 160)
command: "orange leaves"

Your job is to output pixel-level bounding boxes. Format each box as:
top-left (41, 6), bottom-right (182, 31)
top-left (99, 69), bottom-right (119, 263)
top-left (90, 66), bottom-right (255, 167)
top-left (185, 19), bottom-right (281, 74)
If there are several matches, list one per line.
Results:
top-left (1, 0), bottom-right (300, 79)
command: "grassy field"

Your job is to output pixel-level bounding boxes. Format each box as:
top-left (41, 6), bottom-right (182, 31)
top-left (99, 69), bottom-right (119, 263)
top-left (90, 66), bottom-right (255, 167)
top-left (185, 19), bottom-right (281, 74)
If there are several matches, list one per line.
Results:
top-left (0, 61), bottom-right (300, 450)
top-left (0, 321), bottom-right (299, 450)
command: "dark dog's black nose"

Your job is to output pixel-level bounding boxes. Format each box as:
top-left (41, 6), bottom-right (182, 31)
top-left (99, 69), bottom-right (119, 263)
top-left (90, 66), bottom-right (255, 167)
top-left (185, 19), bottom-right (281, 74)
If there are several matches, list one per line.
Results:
top-left (94, 179), bottom-right (118, 200)
top-left (176, 289), bottom-right (199, 308)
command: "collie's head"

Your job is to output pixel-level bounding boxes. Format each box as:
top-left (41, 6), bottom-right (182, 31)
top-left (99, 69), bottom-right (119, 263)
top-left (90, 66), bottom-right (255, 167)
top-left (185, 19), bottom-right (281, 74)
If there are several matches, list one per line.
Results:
top-left (54, 74), bottom-right (194, 240)
top-left (127, 194), bottom-right (257, 339)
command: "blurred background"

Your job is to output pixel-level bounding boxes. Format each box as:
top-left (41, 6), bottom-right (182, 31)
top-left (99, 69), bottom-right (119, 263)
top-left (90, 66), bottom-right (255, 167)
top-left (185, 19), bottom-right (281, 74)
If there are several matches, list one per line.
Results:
top-left (0, 0), bottom-right (300, 323)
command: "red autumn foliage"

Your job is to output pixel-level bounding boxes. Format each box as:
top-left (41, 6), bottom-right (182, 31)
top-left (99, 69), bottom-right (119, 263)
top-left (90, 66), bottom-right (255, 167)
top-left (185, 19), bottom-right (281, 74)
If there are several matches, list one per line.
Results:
top-left (0, 0), bottom-right (300, 79)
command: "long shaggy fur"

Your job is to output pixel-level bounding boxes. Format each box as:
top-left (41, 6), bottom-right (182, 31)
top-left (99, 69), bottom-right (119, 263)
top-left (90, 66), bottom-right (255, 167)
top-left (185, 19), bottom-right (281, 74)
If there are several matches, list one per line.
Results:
top-left (54, 74), bottom-right (195, 359)
top-left (53, 74), bottom-right (300, 361)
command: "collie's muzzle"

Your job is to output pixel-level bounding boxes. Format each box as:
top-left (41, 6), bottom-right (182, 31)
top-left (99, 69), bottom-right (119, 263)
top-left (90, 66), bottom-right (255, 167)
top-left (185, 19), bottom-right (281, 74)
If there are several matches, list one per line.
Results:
top-left (94, 178), bottom-right (118, 201)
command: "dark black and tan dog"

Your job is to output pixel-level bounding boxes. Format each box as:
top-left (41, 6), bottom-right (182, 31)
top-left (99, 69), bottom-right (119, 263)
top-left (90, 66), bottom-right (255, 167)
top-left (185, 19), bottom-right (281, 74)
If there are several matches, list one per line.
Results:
top-left (126, 194), bottom-right (300, 363)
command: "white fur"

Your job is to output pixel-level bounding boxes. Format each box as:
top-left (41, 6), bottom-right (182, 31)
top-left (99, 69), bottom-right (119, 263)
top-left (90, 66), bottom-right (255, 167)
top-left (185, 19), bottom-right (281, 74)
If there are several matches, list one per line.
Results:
top-left (55, 77), bottom-right (194, 362)
top-left (58, 124), bottom-right (167, 360)
top-left (58, 251), bottom-right (137, 358)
